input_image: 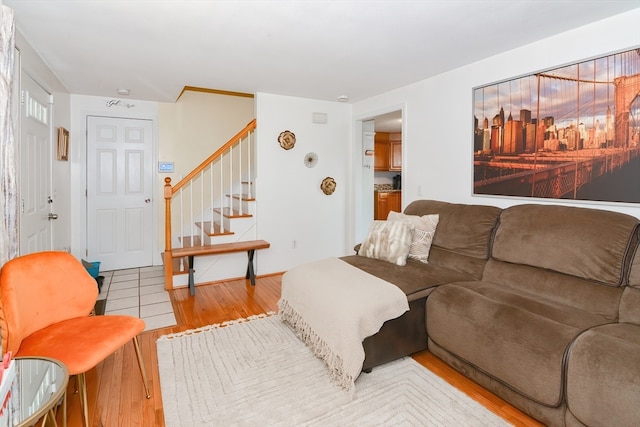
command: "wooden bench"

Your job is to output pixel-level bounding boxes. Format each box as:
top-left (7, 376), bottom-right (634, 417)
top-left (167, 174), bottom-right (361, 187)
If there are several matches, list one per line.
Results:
top-left (171, 239), bottom-right (270, 295)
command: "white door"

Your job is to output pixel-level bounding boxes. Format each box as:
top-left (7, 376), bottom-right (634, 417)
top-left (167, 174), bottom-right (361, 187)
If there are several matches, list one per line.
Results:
top-left (87, 116), bottom-right (154, 270)
top-left (19, 73), bottom-right (53, 254)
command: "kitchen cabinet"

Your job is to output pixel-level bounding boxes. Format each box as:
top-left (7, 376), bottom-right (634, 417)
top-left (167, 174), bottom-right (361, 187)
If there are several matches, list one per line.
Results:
top-left (374, 132), bottom-right (402, 171)
top-left (389, 141), bottom-right (402, 171)
top-left (374, 191), bottom-right (402, 220)
top-left (374, 133), bottom-right (390, 171)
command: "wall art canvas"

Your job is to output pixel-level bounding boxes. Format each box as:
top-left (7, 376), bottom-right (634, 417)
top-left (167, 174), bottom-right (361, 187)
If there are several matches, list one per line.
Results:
top-left (473, 48), bottom-right (640, 204)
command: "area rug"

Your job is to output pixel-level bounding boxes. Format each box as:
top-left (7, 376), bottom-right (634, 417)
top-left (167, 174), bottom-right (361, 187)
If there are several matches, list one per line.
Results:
top-left (156, 313), bottom-right (511, 427)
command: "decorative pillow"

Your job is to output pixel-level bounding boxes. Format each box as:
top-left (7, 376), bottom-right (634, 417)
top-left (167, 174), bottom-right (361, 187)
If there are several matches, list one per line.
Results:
top-left (387, 211), bottom-right (439, 264)
top-left (358, 220), bottom-right (414, 266)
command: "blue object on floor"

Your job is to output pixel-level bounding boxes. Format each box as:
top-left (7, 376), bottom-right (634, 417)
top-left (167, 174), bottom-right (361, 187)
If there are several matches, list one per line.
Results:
top-left (81, 259), bottom-right (101, 278)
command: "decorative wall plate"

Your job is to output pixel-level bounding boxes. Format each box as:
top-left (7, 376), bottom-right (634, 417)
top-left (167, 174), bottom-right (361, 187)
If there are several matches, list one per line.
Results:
top-left (304, 152), bottom-right (318, 168)
top-left (278, 130), bottom-right (296, 150)
top-left (320, 177), bottom-right (336, 195)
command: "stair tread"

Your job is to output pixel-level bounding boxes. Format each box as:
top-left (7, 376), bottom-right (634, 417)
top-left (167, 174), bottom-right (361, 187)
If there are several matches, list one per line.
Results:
top-left (171, 239), bottom-right (270, 257)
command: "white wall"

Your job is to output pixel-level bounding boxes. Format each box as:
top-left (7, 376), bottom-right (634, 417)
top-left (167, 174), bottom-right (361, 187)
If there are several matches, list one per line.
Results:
top-left (50, 92), bottom-right (71, 251)
top-left (255, 93), bottom-right (352, 274)
top-left (353, 9), bottom-right (640, 220)
top-left (158, 91), bottom-right (254, 178)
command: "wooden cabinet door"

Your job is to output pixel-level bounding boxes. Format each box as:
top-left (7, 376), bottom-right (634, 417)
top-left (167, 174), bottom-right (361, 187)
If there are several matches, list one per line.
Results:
top-left (374, 132), bottom-right (390, 171)
top-left (389, 141), bottom-right (402, 171)
top-left (388, 192), bottom-right (401, 214)
top-left (374, 192), bottom-right (389, 220)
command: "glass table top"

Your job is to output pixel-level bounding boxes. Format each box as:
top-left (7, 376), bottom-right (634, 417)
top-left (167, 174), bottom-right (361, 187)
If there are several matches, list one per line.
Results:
top-left (0, 357), bottom-right (69, 427)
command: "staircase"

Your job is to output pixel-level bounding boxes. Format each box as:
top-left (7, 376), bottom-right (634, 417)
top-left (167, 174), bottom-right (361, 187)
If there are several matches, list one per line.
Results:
top-left (163, 119), bottom-right (268, 292)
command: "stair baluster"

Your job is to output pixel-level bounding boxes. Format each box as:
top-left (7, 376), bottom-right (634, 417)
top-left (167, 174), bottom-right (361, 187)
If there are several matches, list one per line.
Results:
top-left (219, 153), bottom-right (225, 233)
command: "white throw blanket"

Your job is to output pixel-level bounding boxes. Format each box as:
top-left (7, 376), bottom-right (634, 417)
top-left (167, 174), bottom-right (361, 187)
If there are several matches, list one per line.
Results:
top-left (278, 257), bottom-right (409, 393)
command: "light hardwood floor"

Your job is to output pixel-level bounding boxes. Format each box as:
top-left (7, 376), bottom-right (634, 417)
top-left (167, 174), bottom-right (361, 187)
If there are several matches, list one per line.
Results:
top-left (55, 274), bottom-right (543, 427)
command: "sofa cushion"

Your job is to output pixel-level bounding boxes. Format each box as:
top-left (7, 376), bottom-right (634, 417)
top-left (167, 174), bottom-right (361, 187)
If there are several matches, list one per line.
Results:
top-left (358, 220), bottom-right (413, 266)
top-left (620, 239), bottom-right (640, 325)
top-left (482, 259), bottom-right (623, 322)
top-left (387, 211), bottom-right (439, 263)
top-left (492, 204), bottom-right (639, 287)
top-left (403, 200), bottom-right (502, 278)
top-left (627, 238), bottom-right (640, 287)
top-left (340, 255), bottom-right (474, 301)
top-left (566, 323), bottom-right (640, 427)
top-left (427, 281), bottom-right (612, 407)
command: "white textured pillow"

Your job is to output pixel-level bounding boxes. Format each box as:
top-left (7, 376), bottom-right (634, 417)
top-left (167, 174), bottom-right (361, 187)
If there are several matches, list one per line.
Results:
top-left (387, 211), bottom-right (439, 263)
top-left (358, 220), bottom-right (414, 266)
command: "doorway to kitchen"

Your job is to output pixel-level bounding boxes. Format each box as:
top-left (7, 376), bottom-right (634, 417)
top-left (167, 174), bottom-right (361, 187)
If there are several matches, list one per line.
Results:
top-left (372, 110), bottom-right (403, 220)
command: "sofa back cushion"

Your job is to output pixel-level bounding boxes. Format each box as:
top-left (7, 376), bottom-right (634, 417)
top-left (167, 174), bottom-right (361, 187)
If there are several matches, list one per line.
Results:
top-left (628, 237), bottom-right (640, 287)
top-left (620, 238), bottom-right (640, 325)
top-left (491, 204), bottom-right (639, 287)
top-left (404, 200), bottom-right (501, 278)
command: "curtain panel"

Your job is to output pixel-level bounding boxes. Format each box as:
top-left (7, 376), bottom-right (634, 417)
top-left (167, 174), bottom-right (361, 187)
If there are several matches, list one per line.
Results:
top-left (0, 3), bottom-right (17, 266)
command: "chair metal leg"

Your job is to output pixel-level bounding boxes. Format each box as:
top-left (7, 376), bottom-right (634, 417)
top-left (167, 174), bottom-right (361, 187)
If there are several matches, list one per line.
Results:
top-left (77, 373), bottom-right (89, 427)
top-left (132, 336), bottom-right (151, 399)
top-left (41, 408), bottom-right (58, 427)
top-left (63, 390), bottom-right (67, 427)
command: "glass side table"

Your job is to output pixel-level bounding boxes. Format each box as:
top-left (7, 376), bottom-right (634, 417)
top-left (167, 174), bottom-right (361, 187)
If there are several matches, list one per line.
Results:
top-left (2, 357), bottom-right (69, 427)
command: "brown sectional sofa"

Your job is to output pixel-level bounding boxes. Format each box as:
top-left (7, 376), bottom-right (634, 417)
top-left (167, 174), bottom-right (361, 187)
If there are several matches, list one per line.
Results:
top-left (342, 199), bottom-right (640, 427)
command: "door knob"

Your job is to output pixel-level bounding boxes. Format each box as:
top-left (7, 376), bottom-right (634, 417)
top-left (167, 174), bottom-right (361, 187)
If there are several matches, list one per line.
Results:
top-left (145, 198), bottom-right (151, 203)
top-left (48, 213), bottom-right (59, 220)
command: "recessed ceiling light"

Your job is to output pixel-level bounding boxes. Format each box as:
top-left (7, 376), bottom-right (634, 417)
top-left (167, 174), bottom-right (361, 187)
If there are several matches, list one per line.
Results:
top-left (337, 95), bottom-right (349, 102)
top-left (117, 88), bottom-right (130, 96)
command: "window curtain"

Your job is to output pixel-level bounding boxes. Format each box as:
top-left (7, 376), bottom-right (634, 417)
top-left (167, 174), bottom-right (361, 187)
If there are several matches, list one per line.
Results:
top-left (0, 2), bottom-right (17, 267)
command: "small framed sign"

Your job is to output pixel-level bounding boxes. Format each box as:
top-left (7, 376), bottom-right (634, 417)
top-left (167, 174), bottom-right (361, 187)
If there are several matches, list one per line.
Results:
top-left (57, 127), bottom-right (69, 161)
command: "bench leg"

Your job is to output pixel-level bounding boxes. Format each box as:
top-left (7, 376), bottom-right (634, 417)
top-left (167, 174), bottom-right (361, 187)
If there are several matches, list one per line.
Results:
top-left (188, 255), bottom-right (195, 296)
top-left (246, 249), bottom-right (257, 286)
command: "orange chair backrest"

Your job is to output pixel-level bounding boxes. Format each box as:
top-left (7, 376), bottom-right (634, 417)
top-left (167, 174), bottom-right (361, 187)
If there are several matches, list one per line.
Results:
top-left (0, 251), bottom-right (99, 354)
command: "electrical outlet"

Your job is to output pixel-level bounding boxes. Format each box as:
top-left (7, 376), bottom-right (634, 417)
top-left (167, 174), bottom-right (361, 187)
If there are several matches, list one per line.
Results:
top-left (292, 240), bottom-right (297, 249)
top-left (417, 185), bottom-right (423, 196)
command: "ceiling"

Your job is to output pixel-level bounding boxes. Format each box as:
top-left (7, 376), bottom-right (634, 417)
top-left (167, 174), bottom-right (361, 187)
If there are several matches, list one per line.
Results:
top-left (5, 1), bottom-right (639, 105)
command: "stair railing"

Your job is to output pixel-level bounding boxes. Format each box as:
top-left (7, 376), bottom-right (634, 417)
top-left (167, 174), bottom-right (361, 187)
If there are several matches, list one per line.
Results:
top-left (163, 119), bottom-right (257, 288)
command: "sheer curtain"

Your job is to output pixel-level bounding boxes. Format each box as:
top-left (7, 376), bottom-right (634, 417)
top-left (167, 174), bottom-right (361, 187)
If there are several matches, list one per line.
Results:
top-left (0, 2), bottom-right (17, 266)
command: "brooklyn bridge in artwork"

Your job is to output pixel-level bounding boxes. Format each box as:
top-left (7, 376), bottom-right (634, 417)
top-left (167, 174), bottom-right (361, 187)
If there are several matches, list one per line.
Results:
top-left (473, 48), bottom-right (640, 203)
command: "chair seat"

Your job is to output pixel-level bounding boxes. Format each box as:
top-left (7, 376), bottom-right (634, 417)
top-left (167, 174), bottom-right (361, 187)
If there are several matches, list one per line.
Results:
top-left (16, 315), bottom-right (145, 375)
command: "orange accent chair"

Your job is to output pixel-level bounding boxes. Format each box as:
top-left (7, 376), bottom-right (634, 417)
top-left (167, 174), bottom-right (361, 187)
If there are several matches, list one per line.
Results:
top-left (0, 251), bottom-right (151, 426)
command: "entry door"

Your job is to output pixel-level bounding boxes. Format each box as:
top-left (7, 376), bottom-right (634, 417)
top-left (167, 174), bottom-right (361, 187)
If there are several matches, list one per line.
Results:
top-left (19, 73), bottom-right (52, 254)
top-left (87, 116), bottom-right (154, 270)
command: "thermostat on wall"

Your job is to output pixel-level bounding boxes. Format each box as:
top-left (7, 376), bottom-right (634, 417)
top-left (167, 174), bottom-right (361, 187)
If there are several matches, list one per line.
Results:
top-left (158, 162), bottom-right (174, 173)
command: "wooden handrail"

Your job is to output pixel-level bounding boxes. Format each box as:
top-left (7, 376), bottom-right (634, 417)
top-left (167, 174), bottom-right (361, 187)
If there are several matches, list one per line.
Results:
top-left (171, 119), bottom-right (256, 194)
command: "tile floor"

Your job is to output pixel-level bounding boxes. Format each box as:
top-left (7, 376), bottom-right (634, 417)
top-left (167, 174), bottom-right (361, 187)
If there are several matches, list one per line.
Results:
top-left (97, 266), bottom-right (177, 332)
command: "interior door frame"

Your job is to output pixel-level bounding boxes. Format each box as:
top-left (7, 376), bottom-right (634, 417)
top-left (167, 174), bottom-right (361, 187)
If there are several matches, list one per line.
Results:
top-left (69, 98), bottom-right (159, 269)
top-left (351, 103), bottom-right (405, 248)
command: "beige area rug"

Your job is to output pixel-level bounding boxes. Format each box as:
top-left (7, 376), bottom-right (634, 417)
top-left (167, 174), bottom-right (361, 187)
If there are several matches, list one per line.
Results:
top-left (156, 313), bottom-right (511, 427)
